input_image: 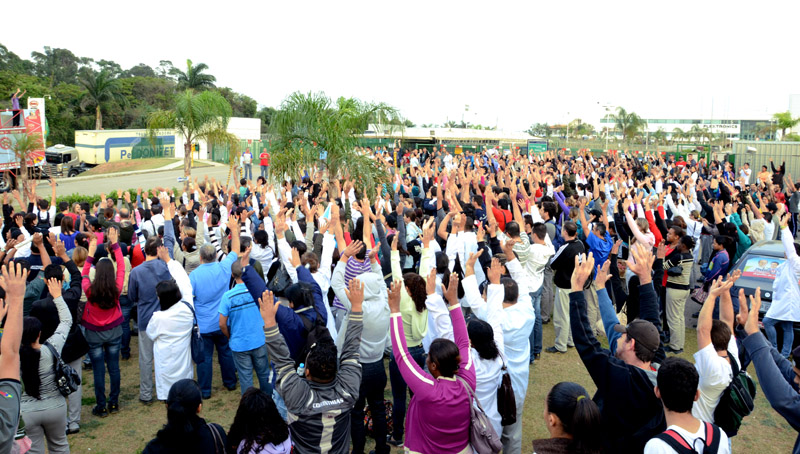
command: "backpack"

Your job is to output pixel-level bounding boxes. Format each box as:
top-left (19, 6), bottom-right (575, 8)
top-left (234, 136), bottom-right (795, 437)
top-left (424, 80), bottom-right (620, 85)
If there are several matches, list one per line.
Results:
top-left (266, 260), bottom-right (292, 297)
top-left (654, 421), bottom-right (721, 454)
top-left (295, 305), bottom-right (333, 368)
top-left (713, 351), bottom-right (756, 437)
top-left (43, 342), bottom-right (81, 396)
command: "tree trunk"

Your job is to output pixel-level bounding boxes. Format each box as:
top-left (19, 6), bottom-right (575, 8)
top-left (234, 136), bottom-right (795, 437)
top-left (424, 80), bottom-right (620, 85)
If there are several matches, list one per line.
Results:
top-left (19, 158), bottom-right (28, 207)
top-left (96, 105), bottom-right (102, 130)
top-left (184, 139), bottom-right (192, 192)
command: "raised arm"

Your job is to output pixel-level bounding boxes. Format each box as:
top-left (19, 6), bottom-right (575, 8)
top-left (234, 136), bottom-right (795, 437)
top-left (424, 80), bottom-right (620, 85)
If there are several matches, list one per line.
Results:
top-left (0, 263), bottom-right (26, 380)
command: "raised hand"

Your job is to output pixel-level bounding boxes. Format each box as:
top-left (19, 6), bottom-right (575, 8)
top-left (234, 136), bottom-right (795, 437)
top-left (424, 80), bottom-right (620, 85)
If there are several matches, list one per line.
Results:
top-left (157, 245), bottom-right (171, 263)
top-left (625, 242), bottom-right (654, 282)
top-left (465, 250), bottom-right (483, 277)
top-left (345, 278), bottom-right (365, 313)
top-left (388, 279), bottom-right (402, 313)
top-left (736, 288), bottom-right (750, 327)
top-left (594, 260), bottom-right (612, 287)
top-left (46, 277), bottom-right (62, 299)
top-left (570, 253), bottom-right (595, 292)
top-left (501, 238), bottom-right (517, 260)
top-left (442, 273), bottom-right (459, 305)
top-left (744, 288), bottom-right (761, 335)
top-left (258, 289), bottom-right (279, 326)
top-left (487, 257), bottom-right (503, 285)
top-left (426, 267), bottom-right (437, 295)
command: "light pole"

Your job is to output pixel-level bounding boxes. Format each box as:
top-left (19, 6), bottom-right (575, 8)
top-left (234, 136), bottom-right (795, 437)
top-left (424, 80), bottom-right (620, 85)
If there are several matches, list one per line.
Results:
top-left (565, 112), bottom-right (570, 151)
top-left (602, 104), bottom-right (614, 151)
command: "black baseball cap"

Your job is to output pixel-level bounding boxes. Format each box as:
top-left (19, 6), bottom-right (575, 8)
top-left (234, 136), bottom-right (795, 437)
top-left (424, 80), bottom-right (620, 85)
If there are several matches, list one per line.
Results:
top-left (614, 319), bottom-right (660, 353)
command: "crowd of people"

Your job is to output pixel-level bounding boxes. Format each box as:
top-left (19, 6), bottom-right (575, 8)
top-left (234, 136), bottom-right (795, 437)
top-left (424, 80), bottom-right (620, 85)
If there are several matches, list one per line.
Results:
top-left (0, 145), bottom-right (799, 454)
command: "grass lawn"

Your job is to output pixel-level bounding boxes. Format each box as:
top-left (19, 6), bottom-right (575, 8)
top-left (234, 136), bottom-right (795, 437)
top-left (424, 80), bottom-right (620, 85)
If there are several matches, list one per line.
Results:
top-left (82, 158), bottom-right (181, 176)
top-left (66, 322), bottom-right (797, 454)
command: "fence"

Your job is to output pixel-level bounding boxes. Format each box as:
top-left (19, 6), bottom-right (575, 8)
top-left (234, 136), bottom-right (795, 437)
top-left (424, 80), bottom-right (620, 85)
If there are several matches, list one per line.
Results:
top-left (732, 141), bottom-right (800, 181)
top-left (210, 139), bottom-right (273, 165)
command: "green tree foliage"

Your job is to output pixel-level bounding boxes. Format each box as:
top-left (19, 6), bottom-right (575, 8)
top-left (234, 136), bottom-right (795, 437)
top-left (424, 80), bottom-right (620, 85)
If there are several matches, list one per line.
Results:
top-left (773, 111), bottom-right (800, 139)
top-left (0, 43), bottom-right (269, 150)
top-left (527, 122), bottom-right (550, 137)
top-left (9, 132), bottom-right (43, 200)
top-left (177, 59), bottom-right (216, 91)
top-left (79, 70), bottom-right (127, 130)
top-left (269, 91), bottom-right (401, 193)
top-left (257, 106), bottom-right (278, 134)
top-left (147, 89), bottom-right (239, 185)
top-left (610, 107), bottom-right (647, 141)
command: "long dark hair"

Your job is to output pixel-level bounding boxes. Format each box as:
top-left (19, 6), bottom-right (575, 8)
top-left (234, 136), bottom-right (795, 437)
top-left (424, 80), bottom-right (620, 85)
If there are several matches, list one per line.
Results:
top-left (20, 317), bottom-right (42, 399)
top-left (428, 338), bottom-right (460, 377)
top-left (153, 379), bottom-right (203, 450)
top-left (435, 251), bottom-right (450, 292)
top-left (228, 388), bottom-right (290, 453)
top-left (468, 319), bottom-right (499, 361)
top-left (546, 382), bottom-right (603, 454)
top-left (402, 272), bottom-right (427, 313)
top-left (88, 258), bottom-right (120, 310)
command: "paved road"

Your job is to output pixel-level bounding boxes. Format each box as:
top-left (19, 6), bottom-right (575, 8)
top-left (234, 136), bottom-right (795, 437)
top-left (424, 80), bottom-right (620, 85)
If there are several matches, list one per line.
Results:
top-left (34, 166), bottom-right (234, 197)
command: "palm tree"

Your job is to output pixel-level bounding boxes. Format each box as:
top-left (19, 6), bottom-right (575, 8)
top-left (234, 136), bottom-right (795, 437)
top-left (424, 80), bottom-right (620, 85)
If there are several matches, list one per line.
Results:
top-left (269, 91), bottom-right (402, 194)
top-left (147, 89), bottom-right (238, 187)
top-left (672, 128), bottom-right (685, 143)
top-left (688, 125), bottom-right (706, 144)
top-left (773, 111), bottom-right (800, 139)
top-left (610, 107), bottom-right (647, 142)
top-left (177, 59), bottom-right (216, 91)
top-left (79, 70), bottom-right (127, 130)
top-left (652, 128), bottom-right (666, 146)
top-left (9, 132), bottom-right (43, 202)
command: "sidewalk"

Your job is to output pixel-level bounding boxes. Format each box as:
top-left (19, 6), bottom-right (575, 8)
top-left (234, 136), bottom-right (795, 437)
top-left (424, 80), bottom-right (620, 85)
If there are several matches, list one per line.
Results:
top-left (42, 159), bottom-right (225, 184)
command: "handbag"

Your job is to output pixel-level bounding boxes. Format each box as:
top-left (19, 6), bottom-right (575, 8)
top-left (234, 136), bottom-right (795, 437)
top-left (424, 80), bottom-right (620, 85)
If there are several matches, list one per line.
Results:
top-left (207, 423), bottom-right (224, 454)
top-left (666, 265), bottom-right (683, 277)
top-left (43, 342), bottom-right (81, 397)
top-left (267, 260), bottom-right (292, 296)
top-left (182, 301), bottom-right (206, 364)
top-left (497, 363), bottom-right (517, 426)
top-left (456, 376), bottom-right (502, 454)
top-left (691, 286), bottom-right (709, 304)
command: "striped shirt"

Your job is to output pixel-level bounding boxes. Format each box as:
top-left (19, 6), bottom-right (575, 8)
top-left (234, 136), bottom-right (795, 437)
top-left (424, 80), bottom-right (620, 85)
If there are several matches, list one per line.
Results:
top-left (331, 254), bottom-right (371, 311)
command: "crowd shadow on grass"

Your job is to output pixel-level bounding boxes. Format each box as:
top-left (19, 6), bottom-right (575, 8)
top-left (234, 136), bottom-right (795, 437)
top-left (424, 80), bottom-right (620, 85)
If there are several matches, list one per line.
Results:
top-left (67, 321), bottom-right (797, 453)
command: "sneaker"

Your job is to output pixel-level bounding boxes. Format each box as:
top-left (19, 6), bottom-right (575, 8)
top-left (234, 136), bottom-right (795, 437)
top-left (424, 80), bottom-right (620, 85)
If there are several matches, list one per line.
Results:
top-left (534, 353), bottom-right (541, 360)
top-left (92, 406), bottom-right (109, 418)
top-left (545, 346), bottom-right (566, 354)
top-left (121, 354), bottom-right (131, 361)
top-left (66, 426), bottom-right (80, 435)
top-left (387, 435), bottom-right (403, 447)
top-left (664, 346), bottom-right (684, 354)
top-left (139, 398), bottom-right (155, 406)
top-left (202, 393), bottom-right (212, 400)
top-left (542, 316), bottom-right (551, 324)
top-left (108, 403), bottom-right (119, 414)
top-left (225, 384), bottom-right (237, 392)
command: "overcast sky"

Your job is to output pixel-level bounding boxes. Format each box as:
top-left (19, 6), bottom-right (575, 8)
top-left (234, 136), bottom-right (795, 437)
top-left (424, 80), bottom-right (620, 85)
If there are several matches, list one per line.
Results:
top-left (6, 0), bottom-right (800, 130)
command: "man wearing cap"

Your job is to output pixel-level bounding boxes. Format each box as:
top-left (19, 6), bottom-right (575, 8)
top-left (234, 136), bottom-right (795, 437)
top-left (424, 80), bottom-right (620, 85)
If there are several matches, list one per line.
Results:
top-left (569, 243), bottom-right (666, 454)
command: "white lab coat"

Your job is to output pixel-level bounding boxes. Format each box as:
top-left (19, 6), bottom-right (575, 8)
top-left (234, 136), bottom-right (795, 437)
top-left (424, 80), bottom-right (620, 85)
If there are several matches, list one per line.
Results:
top-left (766, 227), bottom-right (800, 322)
top-left (464, 273), bottom-right (506, 435)
top-left (146, 260), bottom-right (195, 400)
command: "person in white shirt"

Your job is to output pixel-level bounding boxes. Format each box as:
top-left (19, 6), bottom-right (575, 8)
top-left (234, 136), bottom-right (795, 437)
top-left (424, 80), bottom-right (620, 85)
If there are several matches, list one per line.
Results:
top-left (464, 242), bottom-right (535, 454)
top-left (644, 357), bottom-right (730, 454)
top-left (146, 246), bottom-right (195, 401)
top-left (692, 273), bottom-right (740, 424)
top-left (739, 163), bottom-right (752, 186)
top-left (143, 205), bottom-right (165, 239)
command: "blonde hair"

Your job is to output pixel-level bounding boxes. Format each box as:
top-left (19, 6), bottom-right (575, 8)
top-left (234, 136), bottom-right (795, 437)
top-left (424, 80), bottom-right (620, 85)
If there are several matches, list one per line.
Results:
top-left (72, 246), bottom-right (88, 268)
top-left (635, 218), bottom-right (650, 233)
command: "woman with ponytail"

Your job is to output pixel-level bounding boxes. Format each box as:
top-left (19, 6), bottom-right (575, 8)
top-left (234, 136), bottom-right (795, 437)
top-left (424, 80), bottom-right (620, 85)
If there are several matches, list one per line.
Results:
top-left (143, 379), bottom-right (228, 454)
top-left (21, 277), bottom-right (72, 454)
top-left (81, 227), bottom-right (125, 418)
top-left (532, 382), bottom-right (603, 454)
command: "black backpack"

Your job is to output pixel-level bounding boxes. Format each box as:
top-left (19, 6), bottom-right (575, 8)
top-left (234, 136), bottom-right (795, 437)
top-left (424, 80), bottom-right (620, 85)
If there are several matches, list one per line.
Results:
top-left (295, 305), bottom-right (333, 368)
top-left (713, 351), bottom-right (756, 437)
top-left (654, 421), bottom-right (721, 454)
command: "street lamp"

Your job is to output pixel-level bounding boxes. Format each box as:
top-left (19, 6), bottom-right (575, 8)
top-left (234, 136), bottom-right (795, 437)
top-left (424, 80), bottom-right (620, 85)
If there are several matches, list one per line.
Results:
top-left (601, 104), bottom-right (614, 151)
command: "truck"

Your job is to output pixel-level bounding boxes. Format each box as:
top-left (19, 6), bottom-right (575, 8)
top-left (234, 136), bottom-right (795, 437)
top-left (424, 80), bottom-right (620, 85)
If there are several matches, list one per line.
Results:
top-left (43, 129), bottom-right (177, 177)
top-left (0, 97), bottom-right (47, 191)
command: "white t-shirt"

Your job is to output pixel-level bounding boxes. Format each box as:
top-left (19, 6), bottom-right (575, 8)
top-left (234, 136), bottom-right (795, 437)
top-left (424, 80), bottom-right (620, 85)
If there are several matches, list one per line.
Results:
top-left (644, 422), bottom-right (730, 454)
top-left (692, 335), bottom-right (739, 423)
top-left (740, 168), bottom-right (752, 185)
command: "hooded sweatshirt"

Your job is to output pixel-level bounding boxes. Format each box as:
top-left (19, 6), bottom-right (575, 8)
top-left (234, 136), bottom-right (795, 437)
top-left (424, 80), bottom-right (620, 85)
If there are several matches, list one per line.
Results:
top-left (332, 261), bottom-right (390, 363)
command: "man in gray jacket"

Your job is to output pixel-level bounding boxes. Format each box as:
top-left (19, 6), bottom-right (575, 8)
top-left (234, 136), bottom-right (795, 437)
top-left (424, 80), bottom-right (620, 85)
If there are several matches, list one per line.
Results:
top-left (261, 280), bottom-right (365, 454)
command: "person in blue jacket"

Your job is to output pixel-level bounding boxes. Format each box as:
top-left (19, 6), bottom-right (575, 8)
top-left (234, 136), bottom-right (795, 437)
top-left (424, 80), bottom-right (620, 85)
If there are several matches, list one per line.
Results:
top-left (740, 288), bottom-right (800, 454)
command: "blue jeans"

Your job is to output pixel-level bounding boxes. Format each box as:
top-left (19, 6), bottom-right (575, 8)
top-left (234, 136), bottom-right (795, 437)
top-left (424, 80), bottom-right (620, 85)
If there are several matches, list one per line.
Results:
top-left (197, 330), bottom-right (238, 397)
top-left (119, 295), bottom-right (133, 358)
top-left (244, 164), bottom-right (252, 180)
top-left (351, 359), bottom-right (389, 454)
top-left (87, 334), bottom-right (121, 409)
top-left (260, 165), bottom-right (269, 179)
top-left (529, 285), bottom-right (544, 361)
top-left (232, 344), bottom-right (272, 395)
top-left (388, 345), bottom-right (426, 440)
top-left (763, 317), bottom-right (794, 357)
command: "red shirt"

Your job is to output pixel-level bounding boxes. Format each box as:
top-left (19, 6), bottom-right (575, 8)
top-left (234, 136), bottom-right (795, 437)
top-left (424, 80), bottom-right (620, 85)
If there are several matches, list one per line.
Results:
top-left (491, 206), bottom-right (512, 232)
top-left (260, 152), bottom-right (270, 166)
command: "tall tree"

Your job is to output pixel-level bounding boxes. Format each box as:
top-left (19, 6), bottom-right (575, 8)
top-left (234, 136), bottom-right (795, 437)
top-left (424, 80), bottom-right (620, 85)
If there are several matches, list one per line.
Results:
top-left (257, 106), bottom-right (278, 134)
top-left (31, 47), bottom-right (85, 88)
top-left (672, 127), bottom-right (684, 143)
top-left (610, 107), bottom-right (647, 141)
top-left (147, 89), bottom-right (238, 185)
top-left (79, 70), bottom-right (127, 130)
top-left (773, 111), bottom-right (800, 139)
top-left (269, 91), bottom-right (401, 192)
top-left (177, 59), bottom-right (216, 91)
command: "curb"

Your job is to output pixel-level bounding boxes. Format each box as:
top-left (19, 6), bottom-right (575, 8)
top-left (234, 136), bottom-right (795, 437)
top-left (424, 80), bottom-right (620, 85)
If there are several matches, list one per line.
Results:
top-left (38, 160), bottom-right (226, 184)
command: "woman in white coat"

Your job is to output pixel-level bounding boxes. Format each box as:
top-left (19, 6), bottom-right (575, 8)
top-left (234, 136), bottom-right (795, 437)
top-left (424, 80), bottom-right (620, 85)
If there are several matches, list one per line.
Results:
top-left (764, 216), bottom-right (800, 357)
top-left (146, 246), bottom-right (195, 401)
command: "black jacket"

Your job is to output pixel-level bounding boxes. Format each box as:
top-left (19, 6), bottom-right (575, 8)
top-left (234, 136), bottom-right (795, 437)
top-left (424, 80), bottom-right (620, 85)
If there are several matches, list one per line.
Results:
top-left (29, 259), bottom-right (88, 363)
top-left (550, 239), bottom-right (585, 289)
top-left (570, 283), bottom-right (666, 454)
top-left (143, 420), bottom-right (227, 454)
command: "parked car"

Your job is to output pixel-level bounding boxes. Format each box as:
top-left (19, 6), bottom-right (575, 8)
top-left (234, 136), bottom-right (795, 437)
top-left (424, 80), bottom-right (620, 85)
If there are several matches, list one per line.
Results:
top-left (728, 240), bottom-right (800, 348)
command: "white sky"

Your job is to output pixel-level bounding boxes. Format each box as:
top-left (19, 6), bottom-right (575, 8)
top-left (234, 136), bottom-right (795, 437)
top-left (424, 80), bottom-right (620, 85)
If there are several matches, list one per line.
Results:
top-left (6, 0), bottom-right (800, 130)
